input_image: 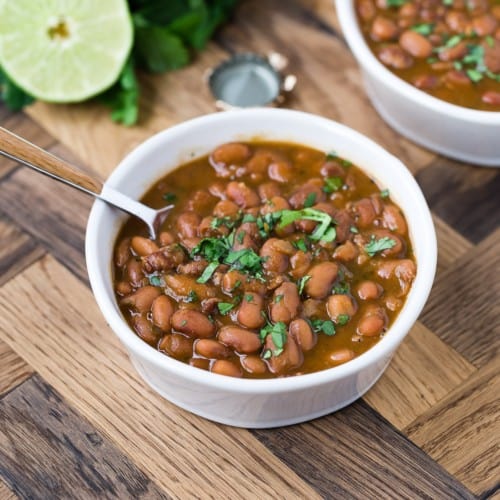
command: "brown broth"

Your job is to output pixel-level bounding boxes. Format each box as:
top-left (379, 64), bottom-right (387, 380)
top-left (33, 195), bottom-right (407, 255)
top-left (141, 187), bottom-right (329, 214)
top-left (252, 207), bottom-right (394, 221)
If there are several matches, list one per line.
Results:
top-left (113, 141), bottom-right (416, 378)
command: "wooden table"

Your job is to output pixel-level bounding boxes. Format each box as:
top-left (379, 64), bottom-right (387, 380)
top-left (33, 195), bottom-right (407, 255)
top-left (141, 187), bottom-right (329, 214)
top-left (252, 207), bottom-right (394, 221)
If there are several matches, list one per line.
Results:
top-left (0, 1), bottom-right (498, 498)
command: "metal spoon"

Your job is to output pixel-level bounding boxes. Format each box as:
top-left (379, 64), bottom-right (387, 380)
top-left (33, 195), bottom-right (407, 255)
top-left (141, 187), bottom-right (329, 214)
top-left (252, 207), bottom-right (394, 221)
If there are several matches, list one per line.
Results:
top-left (0, 127), bottom-right (172, 240)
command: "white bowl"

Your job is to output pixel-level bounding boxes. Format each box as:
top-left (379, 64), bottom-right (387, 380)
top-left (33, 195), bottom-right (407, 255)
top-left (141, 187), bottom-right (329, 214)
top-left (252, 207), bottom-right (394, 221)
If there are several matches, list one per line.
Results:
top-left (86, 109), bottom-right (437, 428)
top-left (335, 0), bottom-right (500, 167)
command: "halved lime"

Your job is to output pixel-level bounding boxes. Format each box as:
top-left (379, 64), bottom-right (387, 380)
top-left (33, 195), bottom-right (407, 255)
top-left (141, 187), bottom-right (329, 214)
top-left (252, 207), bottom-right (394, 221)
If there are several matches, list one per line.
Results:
top-left (0, 0), bottom-right (133, 102)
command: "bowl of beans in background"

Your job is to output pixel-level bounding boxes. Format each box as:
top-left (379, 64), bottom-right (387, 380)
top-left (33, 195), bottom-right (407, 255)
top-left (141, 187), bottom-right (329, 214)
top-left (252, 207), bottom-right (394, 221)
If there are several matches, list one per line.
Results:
top-left (86, 109), bottom-right (436, 427)
top-left (335, 0), bottom-right (500, 166)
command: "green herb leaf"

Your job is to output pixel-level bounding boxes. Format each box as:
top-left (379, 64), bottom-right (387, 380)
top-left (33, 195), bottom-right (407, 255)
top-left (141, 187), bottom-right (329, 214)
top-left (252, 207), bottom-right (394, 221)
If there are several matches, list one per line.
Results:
top-left (186, 290), bottom-right (198, 303)
top-left (311, 319), bottom-right (336, 336)
top-left (380, 189), bottom-right (390, 199)
top-left (262, 349), bottom-right (272, 360)
top-left (323, 176), bottom-right (343, 194)
top-left (364, 235), bottom-right (397, 257)
top-left (411, 23), bottom-right (434, 36)
top-left (196, 261), bottom-right (219, 284)
top-left (325, 150), bottom-right (337, 160)
top-left (337, 314), bottom-right (350, 326)
top-left (245, 294), bottom-right (254, 302)
top-left (350, 226), bottom-right (359, 234)
top-left (149, 275), bottom-right (162, 286)
top-left (341, 159), bottom-right (352, 168)
top-left (466, 68), bottom-right (483, 82)
top-left (163, 192), bottom-right (177, 203)
top-left (298, 275), bottom-right (311, 295)
top-left (0, 66), bottom-right (34, 110)
top-left (274, 294), bottom-right (284, 303)
top-left (304, 192), bottom-right (317, 208)
top-left (218, 302), bottom-right (235, 315)
top-left (293, 239), bottom-right (308, 252)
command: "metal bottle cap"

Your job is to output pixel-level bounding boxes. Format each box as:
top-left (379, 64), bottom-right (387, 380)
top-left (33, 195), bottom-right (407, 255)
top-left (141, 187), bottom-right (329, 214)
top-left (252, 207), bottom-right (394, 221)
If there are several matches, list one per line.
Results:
top-left (207, 52), bottom-right (297, 110)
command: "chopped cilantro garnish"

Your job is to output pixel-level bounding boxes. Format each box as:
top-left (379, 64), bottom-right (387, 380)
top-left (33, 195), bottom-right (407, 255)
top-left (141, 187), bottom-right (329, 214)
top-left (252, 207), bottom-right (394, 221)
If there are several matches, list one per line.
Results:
top-left (298, 275), bottom-right (311, 295)
top-left (485, 35), bottom-right (495, 48)
top-left (260, 321), bottom-right (287, 357)
top-left (242, 214), bottom-right (257, 223)
top-left (311, 319), bottom-right (336, 336)
top-left (365, 235), bottom-right (397, 257)
top-left (304, 192), bottom-right (317, 208)
top-left (341, 159), bottom-right (352, 168)
top-left (218, 302), bottom-right (235, 315)
top-left (411, 23), bottom-right (434, 36)
top-left (386, 0), bottom-right (407, 5)
top-left (279, 208), bottom-right (336, 242)
top-left (186, 290), bottom-right (198, 303)
top-left (380, 189), bottom-right (390, 199)
top-left (466, 68), bottom-right (483, 83)
top-left (236, 230), bottom-right (245, 244)
top-left (245, 294), bottom-right (254, 302)
top-left (197, 261), bottom-right (219, 284)
top-left (149, 275), bottom-right (162, 286)
top-left (323, 176), bottom-right (343, 193)
top-left (333, 281), bottom-right (350, 295)
top-left (274, 294), bottom-right (284, 303)
top-left (326, 150), bottom-right (337, 160)
top-left (211, 216), bottom-right (236, 229)
top-left (262, 349), bottom-right (272, 360)
top-left (350, 226), bottom-right (359, 234)
top-left (445, 34), bottom-right (463, 48)
top-left (293, 239), bottom-right (308, 252)
top-left (337, 314), bottom-right (350, 326)
top-left (162, 192), bottom-right (177, 203)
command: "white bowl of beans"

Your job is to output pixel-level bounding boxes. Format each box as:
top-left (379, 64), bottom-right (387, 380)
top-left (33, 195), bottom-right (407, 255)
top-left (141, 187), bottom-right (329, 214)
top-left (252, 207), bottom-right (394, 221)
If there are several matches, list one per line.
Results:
top-left (86, 108), bottom-right (436, 428)
top-left (335, 0), bottom-right (500, 166)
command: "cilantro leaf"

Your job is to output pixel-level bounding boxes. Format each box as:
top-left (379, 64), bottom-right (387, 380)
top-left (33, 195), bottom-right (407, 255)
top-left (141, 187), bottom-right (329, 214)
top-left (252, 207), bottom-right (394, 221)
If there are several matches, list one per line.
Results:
top-left (218, 302), bottom-right (235, 315)
top-left (149, 275), bottom-right (162, 286)
top-left (197, 261), bottom-right (219, 284)
top-left (298, 275), bottom-right (311, 295)
top-left (364, 235), bottom-right (397, 257)
top-left (337, 314), bottom-right (350, 326)
top-left (311, 319), bottom-right (336, 336)
top-left (304, 192), bottom-right (317, 208)
top-left (0, 66), bottom-right (34, 110)
top-left (323, 176), bottom-right (343, 194)
top-left (260, 321), bottom-right (287, 357)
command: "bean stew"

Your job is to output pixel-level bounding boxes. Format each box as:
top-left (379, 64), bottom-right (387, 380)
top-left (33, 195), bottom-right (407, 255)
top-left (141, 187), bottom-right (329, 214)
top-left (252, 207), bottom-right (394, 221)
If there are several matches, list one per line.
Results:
top-left (356, 0), bottom-right (500, 110)
top-left (113, 142), bottom-right (416, 378)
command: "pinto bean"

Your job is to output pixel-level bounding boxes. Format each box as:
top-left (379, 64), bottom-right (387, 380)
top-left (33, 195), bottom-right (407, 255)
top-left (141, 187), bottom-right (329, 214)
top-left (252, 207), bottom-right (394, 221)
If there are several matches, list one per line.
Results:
top-left (473, 14), bottom-right (498, 36)
top-left (159, 333), bottom-right (194, 359)
top-left (304, 262), bottom-right (339, 299)
top-left (125, 258), bottom-right (145, 287)
top-left (351, 198), bottom-right (377, 228)
top-left (260, 238), bottom-right (294, 273)
top-left (413, 74), bottom-right (439, 90)
top-left (446, 10), bottom-right (468, 32)
top-left (171, 309), bottom-right (215, 338)
top-left (382, 204), bottom-right (407, 234)
top-left (484, 39), bottom-right (500, 73)
top-left (320, 160), bottom-right (346, 179)
top-left (226, 181), bottom-right (260, 208)
top-left (357, 305), bottom-right (387, 337)
top-left (159, 231), bottom-right (175, 246)
top-left (188, 190), bottom-right (214, 213)
top-left (289, 319), bottom-right (316, 352)
top-left (208, 182), bottom-right (226, 199)
top-left (211, 359), bottom-right (243, 377)
top-left (439, 41), bottom-right (468, 61)
top-left (132, 315), bottom-right (158, 344)
top-left (246, 150), bottom-right (275, 174)
top-left (165, 274), bottom-right (216, 300)
top-left (237, 292), bottom-right (265, 329)
top-left (357, 0), bottom-right (376, 21)
top-left (444, 69), bottom-right (471, 86)
top-left (115, 281), bottom-right (133, 296)
top-left (211, 142), bottom-right (251, 167)
top-left (333, 209), bottom-right (354, 243)
top-left (115, 238), bottom-right (131, 267)
top-left (356, 281), bottom-right (383, 301)
top-left (218, 326), bottom-right (261, 354)
top-left (482, 91), bottom-right (500, 105)
top-left (213, 200), bottom-right (240, 218)
top-left (289, 251), bottom-right (312, 279)
top-left (258, 182), bottom-right (282, 201)
top-left (151, 295), bottom-right (175, 331)
top-left (289, 180), bottom-right (326, 209)
top-left (268, 161), bottom-right (293, 183)
top-left (303, 298), bottom-right (323, 318)
top-left (195, 339), bottom-right (232, 359)
top-left (221, 270), bottom-right (267, 295)
top-left (264, 333), bottom-right (303, 375)
top-left (189, 357), bottom-right (210, 370)
top-left (371, 15), bottom-right (399, 41)
top-left (121, 286), bottom-right (161, 313)
top-left (385, 295), bottom-right (403, 312)
top-left (399, 30), bottom-right (433, 58)
top-left (142, 245), bottom-right (186, 273)
top-left (177, 259), bottom-right (208, 276)
top-left (240, 355), bottom-right (268, 375)
top-left (232, 223), bottom-right (259, 251)
top-left (378, 44), bottom-right (414, 69)
top-left (329, 348), bottom-right (356, 365)
top-left (327, 294), bottom-right (358, 322)
top-left (376, 259), bottom-right (416, 295)
top-left (333, 240), bottom-right (359, 262)
top-left (270, 282), bottom-right (300, 324)
top-left (177, 212), bottom-right (201, 239)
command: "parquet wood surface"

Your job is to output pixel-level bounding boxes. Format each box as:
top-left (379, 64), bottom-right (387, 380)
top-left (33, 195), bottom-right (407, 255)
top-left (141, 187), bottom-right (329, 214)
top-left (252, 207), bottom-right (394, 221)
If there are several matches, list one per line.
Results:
top-left (0, 1), bottom-right (498, 498)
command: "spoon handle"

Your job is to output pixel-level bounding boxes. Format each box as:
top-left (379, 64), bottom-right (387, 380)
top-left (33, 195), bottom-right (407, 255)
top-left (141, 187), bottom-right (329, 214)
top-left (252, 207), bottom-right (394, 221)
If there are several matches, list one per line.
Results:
top-left (0, 126), bottom-right (103, 195)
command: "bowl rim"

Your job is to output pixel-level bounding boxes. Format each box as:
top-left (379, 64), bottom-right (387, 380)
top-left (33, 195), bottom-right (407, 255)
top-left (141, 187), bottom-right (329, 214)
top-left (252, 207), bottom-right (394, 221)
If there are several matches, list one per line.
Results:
top-left (334, 0), bottom-right (500, 125)
top-left (85, 108), bottom-right (437, 395)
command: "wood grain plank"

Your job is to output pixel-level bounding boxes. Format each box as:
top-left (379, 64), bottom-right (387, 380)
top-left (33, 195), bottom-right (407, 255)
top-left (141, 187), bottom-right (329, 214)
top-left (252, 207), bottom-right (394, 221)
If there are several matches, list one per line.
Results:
top-left (406, 359), bottom-right (500, 496)
top-left (0, 217), bottom-right (45, 287)
top-left (0, 109), bottom-right (56, 179)
top-left (216, 0), bottom-right (435, 174)
top-left (0, 340), bottom-right (33, 396)
top-left (0, 256), bottom-right (320, 500)
top-left (0, 375), bottom-right (168, 500)
top-left (416, 159), bottom-right (500, 243)
top-left (432, 214), bottom-right (474, 273)
top-left (252, 399), bottom-right (475, 499)
top-left (0, 480), bottom-right (17, 500)
top-left (0, 166), bottom-right (91, 283)
top-left (363, 322), bottom-right (476, 429)
top-left (485, 487), bottom-right (500, 500)
top-left (421, 228), bottom-right (500, 367)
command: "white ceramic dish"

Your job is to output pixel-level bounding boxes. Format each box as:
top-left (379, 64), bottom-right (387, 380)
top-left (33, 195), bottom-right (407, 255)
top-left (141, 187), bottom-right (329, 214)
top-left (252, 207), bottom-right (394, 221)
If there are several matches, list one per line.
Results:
top-left (335, 0), bottom-right (500, 167)
top-left (86, 109), bottom-right (437, 428)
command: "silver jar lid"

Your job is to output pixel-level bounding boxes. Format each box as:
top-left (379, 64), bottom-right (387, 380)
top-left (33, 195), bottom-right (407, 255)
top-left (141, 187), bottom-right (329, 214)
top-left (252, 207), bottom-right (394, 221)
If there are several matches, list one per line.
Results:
top-left (207, 52), bottom-right (297, 110)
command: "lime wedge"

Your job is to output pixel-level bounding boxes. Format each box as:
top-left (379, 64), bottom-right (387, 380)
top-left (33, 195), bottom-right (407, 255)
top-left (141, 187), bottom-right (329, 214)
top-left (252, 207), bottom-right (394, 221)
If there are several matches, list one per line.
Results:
top-left (0, 0), bottom-right (133, 102)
